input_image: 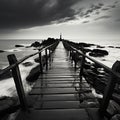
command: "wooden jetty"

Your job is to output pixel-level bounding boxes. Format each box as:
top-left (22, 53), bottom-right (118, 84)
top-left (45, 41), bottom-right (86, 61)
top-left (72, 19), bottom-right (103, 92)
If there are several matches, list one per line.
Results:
top-left (0, 40), bottom-right (120, 120)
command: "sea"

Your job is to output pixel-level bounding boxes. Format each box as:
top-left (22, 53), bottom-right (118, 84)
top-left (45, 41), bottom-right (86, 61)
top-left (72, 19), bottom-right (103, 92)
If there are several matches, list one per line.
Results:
top-left (0, 38), bottom-right (120, 97)
top-left (0, 39), bottom-right (42, 97)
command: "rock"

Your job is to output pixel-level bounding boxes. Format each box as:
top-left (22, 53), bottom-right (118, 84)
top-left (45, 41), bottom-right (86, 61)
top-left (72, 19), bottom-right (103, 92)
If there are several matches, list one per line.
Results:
top-left (102, 59), bottom-right (106, 61)
top-left (0, 69), bottom-right (12, 80)
top-left (31, 41), bottom-right (41, 47)
top-left (112, 93), bottom-right (120, 105)
top-left (0, 96), bottom-right (17, 113)
top-left (34, 57), bottom-right (40, 63)
top-left (83, 48), bottom-right (92, 53)
top-left (84, 63), bottom-right (91, 69)
top-left (22, 62), bottom-right (33, 67)
top-left (15, 45), bottom-right (24, 47)
top-left (26, 65), bottom-right (40, 82)
top-left (71, 52), bottom-right (80, 62)
top-left (96, 45), bottom-right (105, 48)
top-left (111, 114), bottom-right (120, 120)
top-left (40, 38), bottom-right (57, 46)
top-left (25, 46), bottom-right (31, 48)
top-left (107, 100), bottom-right (120, 116)
top-left (0, 50), bottom-right (5, 53)
top-left (89, 49), bottom-right (108, 57)
top-left (79, 42), bottom-right (95, 47)
top-left (108, 46), bottom-right (114, 48)
top-left (34, 56), bottom-right (47, 65)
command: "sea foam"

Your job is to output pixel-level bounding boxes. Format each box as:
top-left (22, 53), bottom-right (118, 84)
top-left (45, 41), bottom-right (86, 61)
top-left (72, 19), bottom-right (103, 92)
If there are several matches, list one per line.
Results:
top-left (0, 57), bottom-right (39, 97)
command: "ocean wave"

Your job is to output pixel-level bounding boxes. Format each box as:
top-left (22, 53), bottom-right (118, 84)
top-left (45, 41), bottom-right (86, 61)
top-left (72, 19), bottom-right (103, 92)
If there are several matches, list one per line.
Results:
top-left (0, 57), bottom-right (38, 97)
top-left (6, 48), bottom-right (23, 52)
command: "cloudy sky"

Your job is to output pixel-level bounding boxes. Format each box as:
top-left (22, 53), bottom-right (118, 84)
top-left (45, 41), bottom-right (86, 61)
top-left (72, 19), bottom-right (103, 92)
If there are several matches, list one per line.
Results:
top-left (0, 0), bottom-right (120, 40)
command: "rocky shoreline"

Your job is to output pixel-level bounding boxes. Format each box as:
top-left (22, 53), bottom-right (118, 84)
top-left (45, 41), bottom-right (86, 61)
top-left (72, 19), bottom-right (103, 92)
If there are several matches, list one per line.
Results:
top-left (64, 40), bottom-right (120, 119)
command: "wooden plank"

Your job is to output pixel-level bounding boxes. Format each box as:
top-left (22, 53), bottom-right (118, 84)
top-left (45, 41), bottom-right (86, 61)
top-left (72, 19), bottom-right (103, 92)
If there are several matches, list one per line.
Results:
top-left (29, 88), bottom-right (78, 95)
top-left (34, 101), bottom-right (80, 109)
top-left (15, 109), bottom-right (89, 120)
top-left (37, 94), bottom-right (79, 101)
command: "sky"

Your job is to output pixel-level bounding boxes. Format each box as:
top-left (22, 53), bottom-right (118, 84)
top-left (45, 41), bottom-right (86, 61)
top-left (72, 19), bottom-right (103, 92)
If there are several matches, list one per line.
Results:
top-left (0, 0), bottom-right (120, 40)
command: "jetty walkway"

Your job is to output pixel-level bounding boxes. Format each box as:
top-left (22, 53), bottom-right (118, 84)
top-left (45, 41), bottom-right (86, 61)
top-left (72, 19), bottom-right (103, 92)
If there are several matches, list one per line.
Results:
top-left (1, 40), bottom-right (119, 120)
top-left (15, 42), bottom-right (101, 120)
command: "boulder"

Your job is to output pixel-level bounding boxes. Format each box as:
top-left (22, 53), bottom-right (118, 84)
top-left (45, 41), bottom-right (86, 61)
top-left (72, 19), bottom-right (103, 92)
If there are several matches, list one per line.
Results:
top-left (108, 46), bottom-right (114, 48)
top-left (83, 48), bottom-right (92, 53)
top-left (25, 46), bottom-right (31, 48)
top-left (96, 45), bottom-right (105, 48)
top-left (79, 43), bottom-right (95, 47)
top-left (84, 63), bottom-right (91, 69)
top-left (0, 69), bottom-right (12, 80)
top-left (0, 96), bottom-right (17, 114)
top-left (107, 100), bottom-right (120, 116)
top-left (26, 65), bottom-right (40, 82)
top-left (34, 57), bottom-right (40, 63)
top-left (22, 62), bottom-right (33, 67)
top-left (111, 114), bottom-right (120, 120)
top-left (0, 50), bottom-right (5, 53)
top-left (15, 45), bottom-right (24, 47)
top-left (31, 41), bottom-right (41, 47)
top-left (89, 49), bottom-right (108, 57)
top-left (40, 38), bottom-right (57, 46)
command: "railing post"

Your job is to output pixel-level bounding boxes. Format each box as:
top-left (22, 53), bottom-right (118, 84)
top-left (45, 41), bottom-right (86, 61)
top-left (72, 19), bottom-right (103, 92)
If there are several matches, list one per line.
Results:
top-left (38, 49), bottom-right (43, 74)
top-left (49, 48), bottom-right (51, 62)
top-left (99, 61), bottom-right (119, 115)
top-left (45, 49), bottom-right (48, 70)
top-left (74, 52), bottom-right (77, 70)
top-left (70, 50), bottom-right (73, 64)
top-left (7, 54), bottom-right (28, 111)
top-left (70, 50), bottom-right (72, 59)
top-left (79, 52), bottom-right (85, 83)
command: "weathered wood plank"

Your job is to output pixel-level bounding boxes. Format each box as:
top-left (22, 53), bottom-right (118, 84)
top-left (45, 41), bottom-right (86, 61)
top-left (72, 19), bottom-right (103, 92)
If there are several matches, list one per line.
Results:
top-left (15, 109), bottom-right (89, 120)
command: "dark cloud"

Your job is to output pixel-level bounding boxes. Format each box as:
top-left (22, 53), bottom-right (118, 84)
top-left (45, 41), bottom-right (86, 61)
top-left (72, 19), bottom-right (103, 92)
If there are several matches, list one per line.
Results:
top-left (0, 0), bottom-right (80, 29)
top-left (109, 5), bottom-right (116, 8)
top-left (84, 15), bottom-right (90, 18)
top-left (116, 19), bottom-right (120, 22)
top-left (94, 16), bottom-right (111, 21)
top-left (80, 3), bottom-right (104, 18)
top-left (95, 11), bottom-right (100, 15)
top-left (102, 8), bottom-right (110, 11)
top-left (82, 21), bottom-right (90, 24)
top-left (54, 16), bottom-right (76, 24)
top-left (102, 2), bottom-right (118, 11)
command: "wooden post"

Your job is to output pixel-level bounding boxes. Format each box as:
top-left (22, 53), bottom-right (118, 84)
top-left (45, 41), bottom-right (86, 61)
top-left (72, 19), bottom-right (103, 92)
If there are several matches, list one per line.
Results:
top-left (7, 54), bottom-right (27, 111)
top-left (79, 53), bottom-right (85, 83)
top-left (99, 61), bottom-right (120, 115)
top-left (38, 50), bottom-right (43, 74)
top-left (49, 49), bottom-right (51, 62)
top-left (74, 52), bottom-right (77, 70)
top-left (45, 49), bottom-right (48, 70)
top-left (71, 50), bottom-right (73, 64)
top-left (70, 50), bottom-right (72, 59)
